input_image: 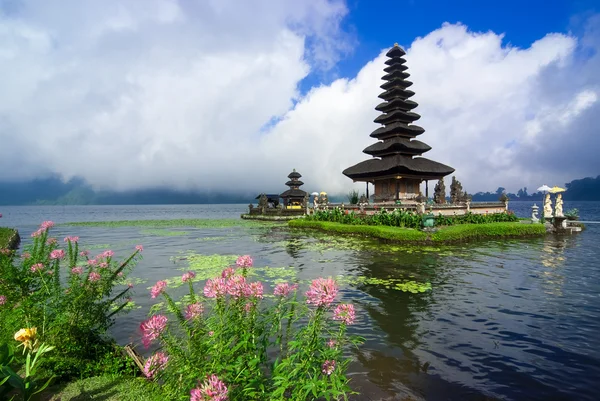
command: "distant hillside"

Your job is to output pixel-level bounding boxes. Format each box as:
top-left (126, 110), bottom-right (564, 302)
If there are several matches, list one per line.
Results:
top-left (0, 175), bottom-right (599, 205)
top-left (471, 175), bottom-right (600, 202)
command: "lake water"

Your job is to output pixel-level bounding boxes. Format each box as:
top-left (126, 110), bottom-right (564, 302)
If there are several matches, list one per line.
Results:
top-left (1, 201), bottom-right (599, 401)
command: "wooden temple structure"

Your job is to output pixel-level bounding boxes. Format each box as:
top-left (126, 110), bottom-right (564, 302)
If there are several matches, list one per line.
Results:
top-left (280, 169), bottom-right (308, 208)
top-left (343, 43), bottom-right (454, 203)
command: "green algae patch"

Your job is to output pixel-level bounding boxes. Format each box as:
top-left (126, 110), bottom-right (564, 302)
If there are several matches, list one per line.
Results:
top-left (140, 229), bottom-right (190, 236)
top-left (0, 227), bottom-right (20, 250)
top-left (63, 218), bottom-right (267, 228)
top-left (289, 220), bottom-right (546, 243)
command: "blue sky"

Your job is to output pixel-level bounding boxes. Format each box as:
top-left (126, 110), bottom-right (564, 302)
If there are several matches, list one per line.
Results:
top-left (0, 0), bottom-right (598, 194)
top-left (302, 0), bottom-right (599, 91)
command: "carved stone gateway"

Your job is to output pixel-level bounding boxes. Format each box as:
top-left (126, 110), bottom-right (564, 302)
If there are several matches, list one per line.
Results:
top-left (433, 178), bottom-right (446, 204)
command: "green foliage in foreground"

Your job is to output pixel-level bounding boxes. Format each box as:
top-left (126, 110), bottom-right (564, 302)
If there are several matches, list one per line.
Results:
top-left (44, 375), bottom-right (164, 401)
top-left (0, 227), bottom-right (19, 249)
top-left (64, 218), bottom-right (269, 228)
top-left (289, 220), bottom-right (546, 243)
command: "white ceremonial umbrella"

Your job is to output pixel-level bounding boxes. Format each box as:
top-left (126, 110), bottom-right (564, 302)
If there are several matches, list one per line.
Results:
top-left (537, 185), bottom-right (552, 193)
top-left (311, 192), bottom-right (319, 196)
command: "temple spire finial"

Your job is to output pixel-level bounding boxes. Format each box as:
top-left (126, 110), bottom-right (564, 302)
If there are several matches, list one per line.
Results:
top-left (394, 42), bottom-right (399, 47)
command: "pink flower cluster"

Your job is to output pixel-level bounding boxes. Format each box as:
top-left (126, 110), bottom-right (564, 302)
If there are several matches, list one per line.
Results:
top-left (71, 267), bottom-right (83, 275)
top-left (322, 360), bottom-right (336, 376)
top-left (140, 314), bottom-right (168, 348)
top-left (185, 302), bottom-right (204, 320)
top-left (235, 255), bottom-right (253, 268)
top-left (182, 271), bottom-right (196, 282)
top-left (305, 278), bottom-right (338, 307)
top-left (0, 295), bottom-right (6, 305)
top-left (49, 249), bottom-right (65, 260)
top-left (0, 249), bottom-right (11, 255)
top-left (31, 221), bottom-right (55, 237)
top-left (30, 263), bottom-right (44, 273)
top-left (46, 238), bottom-right (57, 245)
top-left (221, 267), bottom-right (235, 279)
top-left (100, 250), bottom-right (114, 259)
top-left (80, 250), bottom-right (89, 257)
top-left (203, 271), bottom-right (263, 299)
top-left (88, 272), bottom-right (101, 282)
top-left (135, 244), bottom-right (144, 252)
top-left (21, 252), bottom-right (31, 259)
top-left (273, 282), bottom-right (298, 297)
top-left (333, 303), bottom-right (356, 325)
top-left (64, 236), bottom-right (79, 243)
top-left (190, 374), bottom-right (228, 401)
top-left (143, 351), bottom-right (169, 379)
top-left (150, 280), bottom-right (167, 298)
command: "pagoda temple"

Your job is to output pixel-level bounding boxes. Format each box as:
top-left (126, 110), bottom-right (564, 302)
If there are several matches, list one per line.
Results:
top-left (343, 43), bottom-right (454, 202)
top-left (280, 169), bottom-right (307, 208)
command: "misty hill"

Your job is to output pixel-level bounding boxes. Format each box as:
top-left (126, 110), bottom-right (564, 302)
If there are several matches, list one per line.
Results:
top-left (1, 175), bottom-right (599, 206)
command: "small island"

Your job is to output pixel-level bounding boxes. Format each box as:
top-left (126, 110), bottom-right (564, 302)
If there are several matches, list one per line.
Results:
top-left (281, 44), bottom-right (578, 243)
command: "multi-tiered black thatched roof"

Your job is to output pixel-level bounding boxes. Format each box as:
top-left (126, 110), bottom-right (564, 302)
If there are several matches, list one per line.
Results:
top-left (343, 44), bottom-right (454, 181)
top-left (280, 169), bottom-right (307, 201)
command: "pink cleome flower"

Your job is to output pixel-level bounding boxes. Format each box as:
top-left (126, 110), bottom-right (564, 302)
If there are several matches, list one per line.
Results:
top-left (273, 282), bottom-right (298, 297)
top-left (21, 252), bottom-right (31, 259)
top-left (0, 295), bottom-right (6, 305)
top-left (143, 351), bottom-right (169, 379)
top-left (80, 250), bottom-right (89, 257)
top-left (327, 339), bottom-right (337, 349)
top-left (203, 278), bottom-right (227, 298)
top-left (88, 272), bottom-right (101, 282)
top-left (244, 281), bottom-right (264, 299)
top-left (322, 360), bottom-right (336, 376)
top-left (140, 314), bottom-right (168, 348)
top-left (235, 255), bottom-right (253, 268)
top-left (221, 267), bottom-right (236, 279)
top-left (40, 221), bottom-right (55, 230)
top-left (225, 275), bottom-right (246, 298)
top-left (98, 262), bottom-right (109, 269)
top-left (64, 236), bottom-right (79, 243)
top-left (49, 249), bottom-right (66, 260)
top-left (102, 250), bottom-right (114, 258)
top-left (31, 229), bottom-right (44, 238)
top-left (305, 278), bottom-right (338, 308)
top-left (182, 271), bottom-right (196, 283)
top-left (333, 303), bottom-right (356, 325)
top-left (185, 302), bottom-right (204, 320)
top-left (30, 263), bottom-right (44, 273)
top-left (150, 280), bottom-right (167, 298)
top-left (71, 266), bottom-right (83, 275)
top-left (135, 244), bottom-right (144, 252)
top-left (87, 259), bottom-right (98, 266)
top-left (46, 238), bottom-right (57, 245)
top-left (190, 374), bottom-right (228, 401)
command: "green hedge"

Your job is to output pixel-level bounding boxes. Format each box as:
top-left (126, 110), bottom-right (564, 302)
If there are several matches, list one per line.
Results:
top-left (0, 227), bottom-right (19, 250)
top-left (289, 220), bottom-right (546, 243)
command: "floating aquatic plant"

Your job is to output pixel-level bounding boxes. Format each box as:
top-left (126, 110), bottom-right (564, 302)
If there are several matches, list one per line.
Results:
top-left (140, 229), bottom-right (190, 237)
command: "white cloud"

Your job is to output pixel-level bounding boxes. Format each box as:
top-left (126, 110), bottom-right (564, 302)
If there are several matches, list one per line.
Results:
top-left (1, 1), bottom-right (598, 196)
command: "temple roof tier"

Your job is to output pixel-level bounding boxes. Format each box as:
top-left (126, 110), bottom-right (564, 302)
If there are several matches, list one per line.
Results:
top-left (370, 122), bottom-right (425, 139)
top-left (280, 188), bottom-right (307, 198)
top-left (383, 63), bottom-right (408, 73)
top-left (287, 170), bottom-right (301, 179)
top-left (362, 137), bottom-right (431, 156)
top-left (343, 155), bottom-right (455, 181)
top-left (373, 110), bottom-right (421, 125)
top-left (285, 180), bottom-right (304, 187)
top-left (386, 44), bottom-right (406, 57)
top-left (378, 87), bottom-right (415, 101)
top-left (384, 57), bottom-right (407, 66)
top-left (382, 70), bottom-right (410, 81)
top-left (380, 79), bottom-right (413, 91)
top-left (375, 98), bottom-right (419, 113)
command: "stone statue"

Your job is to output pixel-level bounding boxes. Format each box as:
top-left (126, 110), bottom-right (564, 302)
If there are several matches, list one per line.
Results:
top-left (555, 193), bottom-right (563, 217)
top-left (313, 195), bottom-right (319, 211)
top-left (450, 176), bottom-right (464, 204)
top-left (543, 193), bottom-right (553, 218)
top-left (258, 194), bottom-right (268, 214)
top-left (433, 178), bottom-right (446, 204)
top-left (531, 204), bottom-right (539, 223)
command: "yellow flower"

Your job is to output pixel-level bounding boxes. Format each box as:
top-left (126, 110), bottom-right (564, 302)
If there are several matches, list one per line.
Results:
top-left (14, 327), bottom-right (38, 351)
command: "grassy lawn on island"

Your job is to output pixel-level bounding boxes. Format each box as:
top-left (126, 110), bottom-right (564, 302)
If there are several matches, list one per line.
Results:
top-left (0, 226), bottom-right (19, 249)
top-left (288, 220), bottom-right (547, 243)
top-left (40, 375), bottom-right (164, 401)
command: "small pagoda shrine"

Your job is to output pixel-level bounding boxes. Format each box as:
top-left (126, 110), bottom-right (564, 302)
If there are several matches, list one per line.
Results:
top-left (280, 169), bottom-right (307, 209)
top-left (343, 43), bottom-right (454, 202)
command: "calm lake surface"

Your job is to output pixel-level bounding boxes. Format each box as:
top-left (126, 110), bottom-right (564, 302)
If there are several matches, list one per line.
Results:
top-left (1, 201), bottom-right (600, 401)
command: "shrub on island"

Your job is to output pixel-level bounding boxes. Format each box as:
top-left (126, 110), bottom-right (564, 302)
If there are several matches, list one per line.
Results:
top-left (307, 208), bottom-right (518, 229)
top-left (142, 256), bottom-right (363, 401)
